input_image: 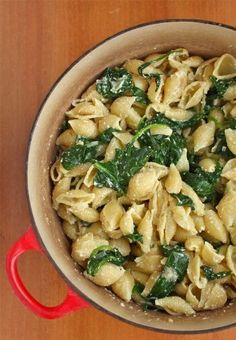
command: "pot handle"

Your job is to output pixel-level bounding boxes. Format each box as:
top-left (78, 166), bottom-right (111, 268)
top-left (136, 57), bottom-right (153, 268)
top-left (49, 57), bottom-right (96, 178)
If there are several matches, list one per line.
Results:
top-left (6, 227), bottom-right (89, 319)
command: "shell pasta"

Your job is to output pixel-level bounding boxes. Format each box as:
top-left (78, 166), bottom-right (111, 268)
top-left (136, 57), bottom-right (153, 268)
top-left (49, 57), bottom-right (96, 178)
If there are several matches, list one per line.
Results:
top-left (51, 48), bottom-right (236, 316)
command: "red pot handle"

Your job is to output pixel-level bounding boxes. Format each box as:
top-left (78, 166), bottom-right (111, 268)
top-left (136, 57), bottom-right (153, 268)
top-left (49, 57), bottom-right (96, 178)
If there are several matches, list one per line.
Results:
top-left (6, 227), bottom-right (89, 319)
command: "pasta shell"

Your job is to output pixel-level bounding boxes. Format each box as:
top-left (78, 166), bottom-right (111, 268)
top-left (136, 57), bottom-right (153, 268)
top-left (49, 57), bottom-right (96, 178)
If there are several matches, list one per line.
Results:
top-left (203, 283), bottom-right (227, 310)
top-left (163, 69), bottom-right (188, 104)
top-left (204, 209), bottom-right (228, 243)
top-left (155, 296), bottom-right (195, 316)
top-left (182, 182), bottom-right (205, 216)
top-left (69, 119), bottom-right (98, 138)
top-left (179, 81), bottom-right (208, 109)
top-left (100, 200), bottom-right (124, 232)
top-left (187, 254), bottom-right (207, 289)
top-left (192, 121), bottom-right (215, 152)
top-left (112, 271), bottom-right (134, 302)
top-left (71, 232), bottom-right (108, 262)
top-left (201, 242), bottom-right (224, 265)
top-left (56, 128), bottom-right (76, 148)
top-left (212, 53), bottom-right (236, 79)
top-left (66, 98), bottom-right (109, 119)
top-left (85, 263), bottom-right (125, 287)
top-left (226, 245), bottom-right (236, 275)
top-left (217, 191), bottom-right (236, 228)
top-left (221, 158), bottom-right (236, 181)
top-left (175, 148), bottom-right (189, 172)
top-left (138, 210), bottom-right (153, 253)
top-left (165, 164), bottom-right (182, 194)
top-left (225, 128), bottom-right (236, 155)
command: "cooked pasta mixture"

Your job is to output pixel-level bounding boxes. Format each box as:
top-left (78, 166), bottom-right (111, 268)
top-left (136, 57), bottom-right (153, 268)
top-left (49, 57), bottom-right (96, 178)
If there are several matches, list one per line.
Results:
top-left (51, 49), bottom-right (236, 316)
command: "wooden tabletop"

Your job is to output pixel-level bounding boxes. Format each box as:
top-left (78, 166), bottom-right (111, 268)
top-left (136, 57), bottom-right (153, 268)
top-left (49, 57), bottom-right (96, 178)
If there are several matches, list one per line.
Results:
top-left (1, 1), bottom-right (236, 339)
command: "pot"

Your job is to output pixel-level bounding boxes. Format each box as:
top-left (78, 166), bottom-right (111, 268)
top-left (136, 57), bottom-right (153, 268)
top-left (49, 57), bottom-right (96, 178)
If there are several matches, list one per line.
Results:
top-left (6, 19), bottom-right (236, 333)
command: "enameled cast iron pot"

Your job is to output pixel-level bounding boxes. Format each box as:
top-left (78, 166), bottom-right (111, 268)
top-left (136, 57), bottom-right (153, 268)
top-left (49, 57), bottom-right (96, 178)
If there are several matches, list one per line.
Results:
top-left (6, 19), bottom-right (236, 333)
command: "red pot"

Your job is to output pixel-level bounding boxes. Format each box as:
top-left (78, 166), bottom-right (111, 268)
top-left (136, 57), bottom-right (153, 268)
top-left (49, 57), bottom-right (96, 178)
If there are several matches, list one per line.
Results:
top-left (6, 19), bottom-right (236, 333)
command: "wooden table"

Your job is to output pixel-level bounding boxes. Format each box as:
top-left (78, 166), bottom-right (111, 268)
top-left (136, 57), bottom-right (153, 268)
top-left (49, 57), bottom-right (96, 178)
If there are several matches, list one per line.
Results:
top-left (1, 1), bottom-right (236, 339)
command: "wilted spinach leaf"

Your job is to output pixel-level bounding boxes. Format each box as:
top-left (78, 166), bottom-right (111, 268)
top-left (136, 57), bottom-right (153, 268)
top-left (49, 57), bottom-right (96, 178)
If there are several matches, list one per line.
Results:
top-left (138, 49), bottom-right (183, 78)
top-left (131, 86), bottom-right (150, 105)
top-left (136, 118), bottom-right (187, 166)
top-left (94, 143), bottom-right (152, 193)
top-left (61, 140), bottom-right (102, 170)
top-left (126, 227), bottom-right (143, 243)
top-left (132, 283), bottom-right (157, 310)
top-left (201, 266), bottom-right (231, 281)
top-left (181, 163), bottom-right (223, 202)
top-left (171, 193), bottom-right (194, 209)
top-left (212, 119), bottom-right (236, 158)
top-left (86, 245), bottom-right (126, 276)
top-left (96, 67), bottom-right (149, 105)
top-left (211, 76), bottom-right (236, 97)
top-left (96, 67), bottom-right (133, 98)
top-left (97, 127), bottom-right (119, 143)
top-left (150, 250), bottom-right (189, 298)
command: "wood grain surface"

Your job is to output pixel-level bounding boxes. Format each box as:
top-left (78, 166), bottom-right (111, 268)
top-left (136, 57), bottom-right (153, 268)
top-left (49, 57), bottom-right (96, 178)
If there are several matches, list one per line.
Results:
top-left (1, 1), bottom-right (236, 339)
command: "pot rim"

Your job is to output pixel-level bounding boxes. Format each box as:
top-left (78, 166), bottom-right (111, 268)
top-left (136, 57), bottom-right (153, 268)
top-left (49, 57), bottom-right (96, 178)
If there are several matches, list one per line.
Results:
top-left (26, 18), bottom-right (236, 334)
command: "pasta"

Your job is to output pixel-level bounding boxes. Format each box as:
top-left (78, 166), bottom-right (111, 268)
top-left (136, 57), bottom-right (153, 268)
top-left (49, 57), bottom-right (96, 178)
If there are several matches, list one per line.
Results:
top-left (51, 49), bottom-right (236, 316)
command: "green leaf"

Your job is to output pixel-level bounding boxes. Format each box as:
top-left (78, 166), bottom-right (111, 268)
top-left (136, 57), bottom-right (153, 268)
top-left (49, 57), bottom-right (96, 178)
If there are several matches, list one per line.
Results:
top-left (86, 246), bottom-right (126, 276)
top-left (132, 283), bottom-right (157, 311)
top-left (126, 227), bottom-right (143, 243)
top-left (79, 220), bottom-right (91, 228)
top-left (201, 266), bottom-right (231, 281)
top-left (150, 250), bottom-right (189, 298)
top-left (181, 163), bottom-right (223, 202)
top-left (138, 112), bottom-right (205, 133)
top-left (61, 140), bottom-right (102, 170)
top-left (134, 115), bottom-right (187, 166)
top-left (160, 243), bottom-right (185, 257)
top-left (94, 143), bottom-right (152, 193)
top-left (171, 193), bottom-right (194, 209)
top-left (212, 119), bottom-right (236, 159)
top-left (131, 86), bottom-right (150, 105)
top-left (97, 127), bottom-right (119, 143)
top-left (138, 49), bottom-right (183, 78)
top-left (96, 67), bottom-right (133, 98)
top-left (210, 76), bottom-right (236, 97)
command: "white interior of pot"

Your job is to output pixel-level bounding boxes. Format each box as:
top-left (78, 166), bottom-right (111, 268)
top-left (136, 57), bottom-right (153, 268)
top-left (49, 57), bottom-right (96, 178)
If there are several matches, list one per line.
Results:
top-left (27, 21), bottom-right (236, 332)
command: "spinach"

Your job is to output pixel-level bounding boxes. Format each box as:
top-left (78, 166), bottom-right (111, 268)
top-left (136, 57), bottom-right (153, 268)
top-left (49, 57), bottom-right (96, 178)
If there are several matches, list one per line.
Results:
top-left (96, 67), bottom-right (149, 105)
top-left (61, 128), bottom-right (118, 170)
top-left (97, 127), bottom-right (119, 143)
top-left (149, 250), bottom-right (189, 298)
top-left (138, 112), bottom-right (205, 133)
top-left (181, 163), bottom-right (223, 202)
top-left (160, 243), bottom-right (185, 257)
top-left (126, 227), bottom-right (143, 243)
top-left (201, 266), bottom-right (231, 281)
top-left (138, 49), bottom-right (183, 78)
top-left (138, 61), bottom-right (161, 92)
top-left (132, 283), bottom-right (157, 310)
top-left (136, 118), bottom-right (187, 166)
top-left (204, 76), bottom-right (236, 114)
top-left (61, 140), bottom-right (102, 170)
top-left (130, 86), bottom-right (150, 105)
top-left (86, 245), bottom-right (126, 276)
top-left (94, 115), bottom-right (187, 192)
top-left (60, 119), bottom-right (70, 132)
top-left (171, 193), bottom-right (195, 209)
top-left (79, 220), bottom-right (91, 228)
top-left (94, 143), bottom-right (152, 193)
top-left (212, 119), bottom-right (236, 158)
top-left (96, 67), bottom-right (133, 99)
top-left (210, 76), bottom-right (236, 97)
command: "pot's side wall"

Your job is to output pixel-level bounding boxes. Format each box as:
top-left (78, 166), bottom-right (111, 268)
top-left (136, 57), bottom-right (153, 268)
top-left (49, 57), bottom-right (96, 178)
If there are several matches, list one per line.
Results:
top-left (27, 21), bottom-right (236, 332)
